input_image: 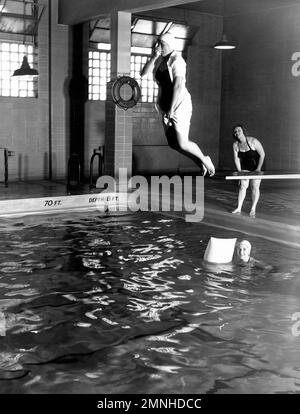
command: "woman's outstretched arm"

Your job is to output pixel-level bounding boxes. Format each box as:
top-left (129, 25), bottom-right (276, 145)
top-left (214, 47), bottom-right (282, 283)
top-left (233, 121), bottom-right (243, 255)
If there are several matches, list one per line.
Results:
top-left (141, 48), bottom-right (160, 78)
top-left (233, 143), bottom-right (242, 171)
top-left (252, 138), bottom-right (265, 171)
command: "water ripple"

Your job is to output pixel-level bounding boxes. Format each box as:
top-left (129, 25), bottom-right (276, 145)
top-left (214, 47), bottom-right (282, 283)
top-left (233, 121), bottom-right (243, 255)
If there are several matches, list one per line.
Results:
top-left (0, 211), bottom-right (299, 394)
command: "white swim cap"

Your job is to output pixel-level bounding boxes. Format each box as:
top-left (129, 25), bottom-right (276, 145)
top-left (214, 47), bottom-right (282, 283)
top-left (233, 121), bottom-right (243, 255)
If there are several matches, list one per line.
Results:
top-left (239, 240), bottom-right (251, 251)
top-left (159, 32), bottom-right (176, 50)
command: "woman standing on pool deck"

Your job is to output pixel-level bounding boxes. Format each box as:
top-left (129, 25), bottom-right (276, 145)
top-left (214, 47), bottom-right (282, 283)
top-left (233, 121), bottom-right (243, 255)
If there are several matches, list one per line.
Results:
top-left (141, 32), bottom-right (215, 177)
top-left (232, 125), bottom-right (265, 217)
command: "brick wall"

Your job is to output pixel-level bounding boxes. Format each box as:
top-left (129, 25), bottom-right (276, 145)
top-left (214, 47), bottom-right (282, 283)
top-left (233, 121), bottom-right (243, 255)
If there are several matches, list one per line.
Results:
top-left (0, 0), bottom-right (70, 182)
top-left (132, 103), bottom-right (178, 174)
top-left (105, 81), bottom-right (133, 178)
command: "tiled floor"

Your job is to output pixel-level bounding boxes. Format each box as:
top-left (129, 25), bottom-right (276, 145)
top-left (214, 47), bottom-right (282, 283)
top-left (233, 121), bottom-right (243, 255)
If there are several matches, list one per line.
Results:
top-left (0, 180), bottom-right (97, 200)
top-left (204, 178), bottom-right (300, 227)
top-left (0, 180), bottom-right (66, 200)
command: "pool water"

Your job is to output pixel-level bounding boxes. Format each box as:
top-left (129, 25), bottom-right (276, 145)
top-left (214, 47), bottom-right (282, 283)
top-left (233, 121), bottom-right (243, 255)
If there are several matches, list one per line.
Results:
top-left (0, 212), bottom-right (300, 394)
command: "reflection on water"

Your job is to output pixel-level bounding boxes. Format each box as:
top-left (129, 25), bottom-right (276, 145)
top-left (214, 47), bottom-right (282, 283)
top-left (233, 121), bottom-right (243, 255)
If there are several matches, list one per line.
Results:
top-left (0, 212), bottom-right (299, 394)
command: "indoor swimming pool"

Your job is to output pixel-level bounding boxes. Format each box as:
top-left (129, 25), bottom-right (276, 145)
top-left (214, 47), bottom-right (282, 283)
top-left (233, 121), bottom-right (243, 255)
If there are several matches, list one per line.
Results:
top-left (0, 211), bottom-right (299, 394)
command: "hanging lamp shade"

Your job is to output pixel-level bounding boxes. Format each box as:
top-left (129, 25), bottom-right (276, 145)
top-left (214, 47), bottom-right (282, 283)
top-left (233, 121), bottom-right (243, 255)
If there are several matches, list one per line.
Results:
top-left (214, 34), bottom-right (236, 50)
top-left (12, 55), bottom-right (39, 77)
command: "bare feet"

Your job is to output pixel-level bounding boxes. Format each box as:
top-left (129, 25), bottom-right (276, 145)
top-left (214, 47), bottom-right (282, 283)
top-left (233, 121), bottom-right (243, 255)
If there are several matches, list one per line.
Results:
top-left (163, 114), bottom-right (172, 127)
top-left (232, 208), bottom-right (241, 215)
top-left (203, 156), bottom-right (215, 177)
top-left (249, 210), bottom-right (256, 217)
top-left (202, 164), bottom-right (208, 176)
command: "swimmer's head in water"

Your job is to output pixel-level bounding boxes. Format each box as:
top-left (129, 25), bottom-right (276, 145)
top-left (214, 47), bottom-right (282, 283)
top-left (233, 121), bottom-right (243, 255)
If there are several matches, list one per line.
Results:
top-left (237, 240), bottom-right (251, 262)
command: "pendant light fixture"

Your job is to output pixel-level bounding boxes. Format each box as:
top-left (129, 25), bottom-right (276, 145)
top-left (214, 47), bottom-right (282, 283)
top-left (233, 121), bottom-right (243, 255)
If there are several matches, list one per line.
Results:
top-left (214, 34), bottom-right (236, 50)
top-left (12, 0), bottom-right (39, 78)
top-left (214, 0), bottom-right (236, 50)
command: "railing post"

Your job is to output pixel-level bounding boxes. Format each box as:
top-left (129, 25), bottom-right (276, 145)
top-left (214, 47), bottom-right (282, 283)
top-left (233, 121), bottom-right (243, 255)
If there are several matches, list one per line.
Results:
top-left (4, 148), bottom-right (8, 187)
top-left (89, 146), bottom-right (104, 191)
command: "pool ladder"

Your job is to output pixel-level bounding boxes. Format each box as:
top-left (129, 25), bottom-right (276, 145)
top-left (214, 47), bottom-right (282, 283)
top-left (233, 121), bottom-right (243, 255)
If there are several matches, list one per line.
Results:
top-left (89, 146), bottom-right (104, 191)
top-left (0, 148), bottom-right (9, 188)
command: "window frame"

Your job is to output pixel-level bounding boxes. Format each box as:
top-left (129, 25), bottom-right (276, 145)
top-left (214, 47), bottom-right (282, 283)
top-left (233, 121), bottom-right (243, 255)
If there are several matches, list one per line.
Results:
top-left (88, 46), bottom-right (158, 103)
top-left (0, 40), bottom-right (38, 98)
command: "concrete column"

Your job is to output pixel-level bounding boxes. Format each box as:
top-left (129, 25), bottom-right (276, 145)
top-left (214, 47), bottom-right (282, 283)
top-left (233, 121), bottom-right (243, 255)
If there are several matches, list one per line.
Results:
top-left (105, 11), bottom-right (133, 180)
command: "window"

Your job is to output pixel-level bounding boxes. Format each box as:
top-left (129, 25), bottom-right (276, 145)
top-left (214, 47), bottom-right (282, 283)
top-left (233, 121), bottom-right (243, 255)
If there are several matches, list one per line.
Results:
top-left (0, 42), bottom-right (38, 98)
top-left (130, 54), bottom-right (158, 103)
top-left (89, 44), bottom-right (158, 102)
top-left (88, 49), bottom-right (110, 101)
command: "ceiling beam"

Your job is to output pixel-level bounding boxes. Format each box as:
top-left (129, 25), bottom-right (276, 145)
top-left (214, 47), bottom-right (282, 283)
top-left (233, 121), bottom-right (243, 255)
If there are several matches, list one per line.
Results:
top-left (58, 0), bottom-right (201, 25)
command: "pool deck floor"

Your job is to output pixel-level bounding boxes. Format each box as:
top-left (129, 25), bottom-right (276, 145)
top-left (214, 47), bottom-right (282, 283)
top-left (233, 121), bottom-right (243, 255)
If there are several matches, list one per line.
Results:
top-left (0, 176), bottom-right (299, 246)
top-left (203, 177), bottom-right (300, 247)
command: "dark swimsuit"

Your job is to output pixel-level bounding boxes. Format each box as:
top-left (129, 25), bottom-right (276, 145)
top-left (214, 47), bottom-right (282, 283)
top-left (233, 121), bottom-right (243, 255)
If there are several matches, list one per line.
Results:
top-left (154, 53), bottom-right (173, 113)
top-left (238, 138), bottom-right (260, 171)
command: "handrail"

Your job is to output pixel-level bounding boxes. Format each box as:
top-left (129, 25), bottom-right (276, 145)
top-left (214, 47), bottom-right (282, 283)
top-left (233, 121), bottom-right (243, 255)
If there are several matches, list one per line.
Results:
top-left (0, 147), bottom-right (9, 187)
top-left (4, 148), bottom-right (8, 187)
top-left (67, 153), bottom-right (81, 194)
top-left (89, 146), bottom-right (104, 190)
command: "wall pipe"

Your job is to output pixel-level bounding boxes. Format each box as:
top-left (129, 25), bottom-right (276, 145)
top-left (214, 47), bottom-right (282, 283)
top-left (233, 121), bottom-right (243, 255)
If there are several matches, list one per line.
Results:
top-left (48, 0), bottom-right (52, 180)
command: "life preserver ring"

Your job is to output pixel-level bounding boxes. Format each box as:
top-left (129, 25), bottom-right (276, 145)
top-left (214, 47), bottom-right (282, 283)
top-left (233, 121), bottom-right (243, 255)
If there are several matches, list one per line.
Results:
top-left (111, 76), bottom-right (141, 110)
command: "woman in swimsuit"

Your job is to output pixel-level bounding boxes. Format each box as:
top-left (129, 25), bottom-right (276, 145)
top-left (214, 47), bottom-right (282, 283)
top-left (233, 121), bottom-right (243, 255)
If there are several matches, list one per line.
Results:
top-left (140, 32), bottom-right (215, 177)
top-left (232, 125), bottom-right (265, 217)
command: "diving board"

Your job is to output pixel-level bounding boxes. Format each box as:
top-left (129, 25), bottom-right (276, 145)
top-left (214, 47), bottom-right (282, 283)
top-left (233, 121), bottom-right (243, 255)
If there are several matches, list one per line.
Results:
top-left (225, 171), bottom-right (300, 180)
